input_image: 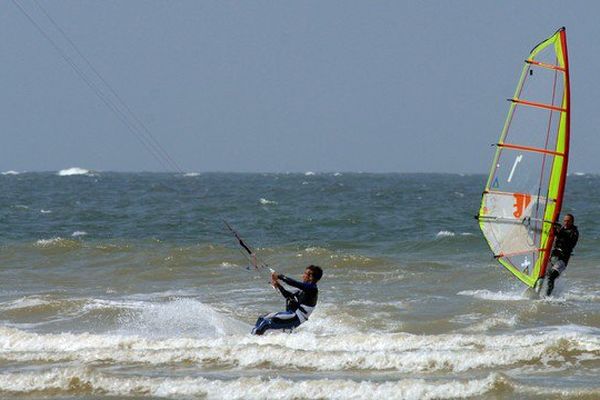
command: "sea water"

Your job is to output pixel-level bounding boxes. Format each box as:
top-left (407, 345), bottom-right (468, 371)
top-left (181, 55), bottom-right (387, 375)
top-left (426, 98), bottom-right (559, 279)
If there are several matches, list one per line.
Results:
top-left (1, 171), bottom-right (599, 399)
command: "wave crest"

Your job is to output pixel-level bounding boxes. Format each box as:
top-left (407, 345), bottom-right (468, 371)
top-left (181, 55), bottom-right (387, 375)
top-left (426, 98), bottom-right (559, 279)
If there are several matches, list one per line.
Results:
top-left (0, 366), bottom-right (502, 399)
top-left (1, 325), bottom-right (599, 372)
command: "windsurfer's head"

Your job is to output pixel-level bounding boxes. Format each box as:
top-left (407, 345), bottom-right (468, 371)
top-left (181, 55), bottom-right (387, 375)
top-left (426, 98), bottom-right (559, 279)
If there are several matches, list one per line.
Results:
top-left (303, 265), bottom-right (323, 283)
top-left (563, 213), bottom-right (574, 228)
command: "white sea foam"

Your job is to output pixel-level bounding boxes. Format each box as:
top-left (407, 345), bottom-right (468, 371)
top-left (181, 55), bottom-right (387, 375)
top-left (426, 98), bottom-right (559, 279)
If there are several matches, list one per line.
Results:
top-left (333, 172), bottom-right (342, 176)
top-left (40, 209), bottom-right (52, 214)
top-left (563, 292), bottom-right (600, 302)
top-left (57, 167), bottom-right (91, 176)
top-left (464, 314), bottom-right (519, 332)
top-left (71, 231), bottom-right (87, 237)
top-left (0, 296), bottom-right (51, 311)
top-left (304, 171), bottom-right (316, 176)
top-left (1, 170), bottom-right (20, 175)
top-left (347, 299), bottom-right (405, 309)
top-left (119, 298), bottom-right (249, 338)
top-left (183, 172), bottom-right (201, 177)
top-left (436, 230), bottom-right (455, 238)
top-left (0, 366), bottom-right (501, 399)
top-left (1, 325), bottom-right (599, 372)
top-left (220, 262), bottom-right (239, 268)
top-left (457, 289), bottom-right (527, 301)
top-left (35, 237), bottom-right (65, 247)
top-left (259, 198), bottom-right (278, 205)
top-left (82, 298), bottom-right (148, 312)
top-left (304, 246), bottom-right (327, 254)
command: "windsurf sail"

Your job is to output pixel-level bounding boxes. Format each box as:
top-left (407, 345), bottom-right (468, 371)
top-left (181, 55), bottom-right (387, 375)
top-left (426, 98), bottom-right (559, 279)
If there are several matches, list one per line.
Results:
top-left (477, 27), bottom-right (570, 288)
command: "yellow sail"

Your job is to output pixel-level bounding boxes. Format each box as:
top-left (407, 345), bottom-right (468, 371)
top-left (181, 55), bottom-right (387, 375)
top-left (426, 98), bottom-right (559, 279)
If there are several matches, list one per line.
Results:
top-left (477, 28), bottom-right (570, 287)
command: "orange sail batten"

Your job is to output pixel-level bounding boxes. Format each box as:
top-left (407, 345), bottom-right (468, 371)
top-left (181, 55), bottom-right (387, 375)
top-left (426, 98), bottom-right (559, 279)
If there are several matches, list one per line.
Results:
top-left (509, 98), bottom-right (566, 113)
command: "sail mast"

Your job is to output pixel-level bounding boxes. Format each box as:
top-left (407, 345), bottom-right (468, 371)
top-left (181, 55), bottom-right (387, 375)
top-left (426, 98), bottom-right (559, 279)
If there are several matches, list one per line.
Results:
top-left (542, 28), bottom-right (570, 277)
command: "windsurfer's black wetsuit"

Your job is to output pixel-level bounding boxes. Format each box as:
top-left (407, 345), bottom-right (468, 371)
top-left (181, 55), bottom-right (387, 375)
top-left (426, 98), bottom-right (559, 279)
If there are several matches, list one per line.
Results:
top-left (546, 224), bottom-right (579, 296)
top-left (252, 275), bottom-right (318, 335)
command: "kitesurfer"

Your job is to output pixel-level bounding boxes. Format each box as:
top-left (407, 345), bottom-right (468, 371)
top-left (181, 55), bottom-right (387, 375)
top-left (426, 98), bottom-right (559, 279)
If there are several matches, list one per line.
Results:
top-left (252, 265), bottom-right (322, 335)
top-left (546, 213), bottom-right (579, 296)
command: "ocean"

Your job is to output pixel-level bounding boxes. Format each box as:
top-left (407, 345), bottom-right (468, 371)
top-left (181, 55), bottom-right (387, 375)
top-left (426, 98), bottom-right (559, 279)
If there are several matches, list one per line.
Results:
top-left (1, 170), bottom-right (599, 399)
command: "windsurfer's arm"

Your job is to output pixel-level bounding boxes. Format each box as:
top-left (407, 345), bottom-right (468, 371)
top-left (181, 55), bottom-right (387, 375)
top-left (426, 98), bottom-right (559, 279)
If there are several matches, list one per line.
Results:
top-left (552, 223), bottom-right (561, 234)
top-left (570, 228), bottom-right (579, 250)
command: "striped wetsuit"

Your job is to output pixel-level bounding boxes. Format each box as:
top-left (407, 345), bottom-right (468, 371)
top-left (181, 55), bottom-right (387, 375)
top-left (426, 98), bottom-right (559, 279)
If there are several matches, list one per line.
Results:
top-left (252, 275), bottom-right (318, 335)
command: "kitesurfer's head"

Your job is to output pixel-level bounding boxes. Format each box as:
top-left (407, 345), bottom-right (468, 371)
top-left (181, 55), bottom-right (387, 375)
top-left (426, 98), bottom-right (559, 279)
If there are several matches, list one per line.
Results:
top-left (303, 265), bottom-right (323, 283)
top-left (563, 213), bottom-right (574, 228)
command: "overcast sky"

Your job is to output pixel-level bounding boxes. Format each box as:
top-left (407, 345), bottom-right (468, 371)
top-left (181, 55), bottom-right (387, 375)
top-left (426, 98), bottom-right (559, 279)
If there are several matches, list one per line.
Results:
top-left (1, 1), bottom-right (599, 173)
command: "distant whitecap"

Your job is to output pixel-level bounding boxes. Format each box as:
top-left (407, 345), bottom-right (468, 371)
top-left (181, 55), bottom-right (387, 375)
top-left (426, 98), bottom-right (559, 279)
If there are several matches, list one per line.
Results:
top-left (304, 171), bottom-right (315, 176)
top-left (57, 167), bottom-right (90, 176)
top-left (183, 172), bottom-right (201, 177)
top-left (35, 237), bottom-right (64, 247)
top-left (304, 246), bottom-right (326, 254)
top-left (333, 172), bottom-right (342, 176)
top-left (259, 198), bottom-right (278, 205)
top-left (220, 262), bottom-right (238, 267)
top-left (40, 209), bottom-right (52, 214)
top-left (2, 170), bottom-right (19, 175)
top-left (436, 230), bottom-right (455, 238)
top-left (72, 231), bottom-right (87, 237)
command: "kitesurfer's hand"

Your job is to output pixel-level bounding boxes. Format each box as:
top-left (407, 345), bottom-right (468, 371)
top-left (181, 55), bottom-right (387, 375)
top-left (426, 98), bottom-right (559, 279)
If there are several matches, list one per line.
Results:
top-left (271, 272), bottom-right (280, 287)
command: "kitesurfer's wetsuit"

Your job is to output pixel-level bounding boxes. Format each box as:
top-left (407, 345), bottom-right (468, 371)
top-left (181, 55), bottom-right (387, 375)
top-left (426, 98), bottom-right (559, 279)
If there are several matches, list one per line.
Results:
top-left (252, 275), bottom-right (318, 335)
top-left (546, 224), bottom-right (579, 296)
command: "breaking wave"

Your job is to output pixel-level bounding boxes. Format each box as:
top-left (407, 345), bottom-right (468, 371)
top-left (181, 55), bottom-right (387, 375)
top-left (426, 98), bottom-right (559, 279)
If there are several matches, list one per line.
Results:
top-left (1, 325), bottom-right (599, 373)
top-left (0, 367), bottom-right (502, 399)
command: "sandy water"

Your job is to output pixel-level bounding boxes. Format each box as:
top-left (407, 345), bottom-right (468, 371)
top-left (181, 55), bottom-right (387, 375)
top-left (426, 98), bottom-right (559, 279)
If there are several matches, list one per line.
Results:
top-left (1, 171), bottom-right (599, 399)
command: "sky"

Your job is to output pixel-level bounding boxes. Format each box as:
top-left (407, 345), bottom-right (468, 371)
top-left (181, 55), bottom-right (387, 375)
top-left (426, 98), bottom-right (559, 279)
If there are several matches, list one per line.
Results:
top-left (1, 0), bottom-right (599, 173)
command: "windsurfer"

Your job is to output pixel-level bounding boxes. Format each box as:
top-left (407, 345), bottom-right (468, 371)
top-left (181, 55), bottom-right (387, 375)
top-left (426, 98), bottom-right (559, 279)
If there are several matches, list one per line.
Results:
top-left (546, 214), bottom-right (579, 296)
top-left (252, 265), bottom-right (322, 335)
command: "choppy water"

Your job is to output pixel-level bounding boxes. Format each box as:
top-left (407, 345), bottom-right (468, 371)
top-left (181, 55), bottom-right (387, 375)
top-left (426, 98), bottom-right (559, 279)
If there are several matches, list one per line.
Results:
top-left (1, 170), bottom-right (599, 399)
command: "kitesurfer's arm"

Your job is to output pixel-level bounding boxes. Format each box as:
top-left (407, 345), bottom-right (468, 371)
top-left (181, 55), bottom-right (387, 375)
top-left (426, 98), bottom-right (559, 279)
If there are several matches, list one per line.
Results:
top-left (276, 274), bottom-right (317, 292)
top-left (275, 282), bottom-right (295, 299)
